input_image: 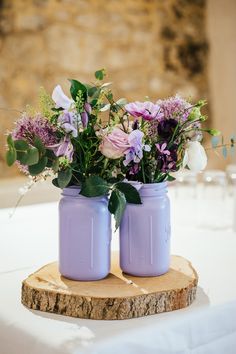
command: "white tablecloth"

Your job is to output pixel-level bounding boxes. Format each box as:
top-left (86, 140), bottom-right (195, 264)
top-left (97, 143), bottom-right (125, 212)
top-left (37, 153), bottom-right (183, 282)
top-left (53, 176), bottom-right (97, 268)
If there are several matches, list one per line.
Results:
top-left (0, 194), bottom-right (236, 354)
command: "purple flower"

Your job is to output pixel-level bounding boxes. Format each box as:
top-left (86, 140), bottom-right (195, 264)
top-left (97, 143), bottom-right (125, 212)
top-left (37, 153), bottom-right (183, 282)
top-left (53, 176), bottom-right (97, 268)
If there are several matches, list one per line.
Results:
top-left (125, 101), bottom-right (163, 121)
top-left (58, 111), bottom-right (78, 137)
top-left (124, 130), bottom-right (150, 166)
top-left (81, 111), bottom-right (88, 128)
top-left (155, 143), bottom-right (170, 156)
top-left (84, 102), bottom-right (92, 114)
top-left (50, 136), bottom-right (74, 162)
top-left (12, 114), bottom-right (58, 146)
top-left (157, 95), bottom-right (192, 121)
top-left (157, 118), bottom-right (178, 140)
top-left (156, 143), bottom-right (178, 173)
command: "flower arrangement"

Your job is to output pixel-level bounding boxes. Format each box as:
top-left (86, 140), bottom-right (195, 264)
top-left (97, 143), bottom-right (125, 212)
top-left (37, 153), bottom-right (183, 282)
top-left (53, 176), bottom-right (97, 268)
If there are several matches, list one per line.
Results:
top-left (6, 69), bottom-right (227, 227)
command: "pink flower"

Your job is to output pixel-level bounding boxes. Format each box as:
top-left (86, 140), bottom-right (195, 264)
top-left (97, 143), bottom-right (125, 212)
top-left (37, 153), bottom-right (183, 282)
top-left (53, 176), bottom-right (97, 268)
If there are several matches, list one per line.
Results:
top-left (156, 143), bottom-right (170, 155)
top-left (99, 128), bottom-right (130, 159)
top-left (125, 101), bottom-right (163, 121)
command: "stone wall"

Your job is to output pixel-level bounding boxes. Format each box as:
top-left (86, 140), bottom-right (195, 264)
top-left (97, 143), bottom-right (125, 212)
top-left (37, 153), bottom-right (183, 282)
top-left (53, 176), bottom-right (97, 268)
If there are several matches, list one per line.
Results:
top-left (0, 0), bottom-right (208, 178)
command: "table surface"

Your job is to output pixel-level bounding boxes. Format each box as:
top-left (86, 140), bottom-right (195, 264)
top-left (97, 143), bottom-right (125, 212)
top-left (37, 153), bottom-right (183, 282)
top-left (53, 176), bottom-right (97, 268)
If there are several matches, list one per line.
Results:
top-left (0, 191), bottom-right (236, 354)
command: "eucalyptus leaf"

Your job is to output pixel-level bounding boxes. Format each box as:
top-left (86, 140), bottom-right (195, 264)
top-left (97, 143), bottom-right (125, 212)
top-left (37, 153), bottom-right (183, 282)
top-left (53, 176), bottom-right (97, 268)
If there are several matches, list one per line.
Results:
top-left (95, 69), bottom-right (105, 81)
top-left (80, 175), bottom-right (109, 197)
top-left (6, 148), bottom-right (16, 166)
top-left (58, 168), bottom-right (72, 188)
top-left (21, 147), bottom-right (39, 166)
top-left (28, 156), bottom-right (48, 175)
top-left (114, 182), bottom-right (142, 204)
top-left (14, 139), bottom-right (29, 151)
top-left (7, 134), bottom-right (14, 148)
top-left (108, 189), bottom-right (126, 230)
top-left (222, 146), bottom-right (227, 159)
top-left (33, 136), bottom-right (46, 154)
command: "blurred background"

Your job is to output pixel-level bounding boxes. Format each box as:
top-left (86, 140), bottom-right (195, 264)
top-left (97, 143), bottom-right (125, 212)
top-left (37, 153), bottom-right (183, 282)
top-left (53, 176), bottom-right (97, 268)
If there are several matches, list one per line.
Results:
top-left (0, 0), bottom-right (235, 210)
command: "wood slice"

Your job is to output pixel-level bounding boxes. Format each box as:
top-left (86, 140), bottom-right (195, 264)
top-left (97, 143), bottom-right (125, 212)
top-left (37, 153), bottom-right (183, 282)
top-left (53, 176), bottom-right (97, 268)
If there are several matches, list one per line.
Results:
top-left (21, 253), bottom-right (198, 320)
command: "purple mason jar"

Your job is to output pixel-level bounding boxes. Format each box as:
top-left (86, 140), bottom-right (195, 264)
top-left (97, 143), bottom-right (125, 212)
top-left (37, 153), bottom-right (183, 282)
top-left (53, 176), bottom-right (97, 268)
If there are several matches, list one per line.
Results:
top-left (120, 182), bottom-right (171, 276)
top-left (59, 186), bottom-right (111, 281)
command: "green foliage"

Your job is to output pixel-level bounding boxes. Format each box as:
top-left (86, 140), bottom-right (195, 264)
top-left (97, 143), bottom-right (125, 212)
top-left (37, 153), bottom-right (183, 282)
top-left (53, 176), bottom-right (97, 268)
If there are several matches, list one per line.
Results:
top-left (28, 156), bottom-right (48, 175)
top-left (80, 175), bottom-right (109, 197)
top-left (69, 79), bottom-right (87, 101)
top-left (114, 182), bottom-right (142, 204)
top-left (108, 189), bottom-right (126, 230)
top-left (57, 168), bottom-right (73, 188)
top-left (6, 149), bottom-right (16, 166)
top-left (95, 69), bottom-right (106, 81)
top-left (38, 87), bottom-right (54, 119)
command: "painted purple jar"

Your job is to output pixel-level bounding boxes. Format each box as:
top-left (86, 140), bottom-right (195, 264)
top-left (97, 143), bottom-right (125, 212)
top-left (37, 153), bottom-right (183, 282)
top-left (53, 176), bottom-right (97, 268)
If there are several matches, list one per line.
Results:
top-left (59, 186), bottom-right (111, 281)
top-left (120, 182), bottom-right (171, 277)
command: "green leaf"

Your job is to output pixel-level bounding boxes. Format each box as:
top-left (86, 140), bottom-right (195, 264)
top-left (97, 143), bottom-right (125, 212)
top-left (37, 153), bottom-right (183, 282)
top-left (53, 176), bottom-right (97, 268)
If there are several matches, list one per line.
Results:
top-left (7, 134), bottom-right (14, 148)
top-left (69, 79), bottom-right (87, 101)
top-left (87, 86), bottom-right (98, 97)
top-left (14, 139), bottom-right (29, 151)
top-left (52, 178), bottom-right (60, 188)
top-left (95, 69), bottom-right (106, 81)
top-left (28, 156), bottom-right (48, 175)
top-left (80, 175), bottom-right (109, 197)
top-left (108, 190), bottom-right (126, 230)
top-left (52, 158), bottom-right (60, 172)
top-left (6, 148), bottom-right (16, 166)
top-left (167, 175), bottom-right (176, 181)
top-left (33, 136), bottom-right (46, 155)
top-left (114, 182), bottom-right (142, 204)
top-left (57, 168), bottom-right (72, 188)
top-left (19, 147), bottom-right (39, 166)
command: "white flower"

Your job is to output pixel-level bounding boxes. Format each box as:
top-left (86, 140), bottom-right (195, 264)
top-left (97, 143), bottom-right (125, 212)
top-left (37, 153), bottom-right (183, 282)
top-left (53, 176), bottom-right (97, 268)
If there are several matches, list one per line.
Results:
top-left (52, 85), bottom-right (74, 110)
top-left (183, 141), bottom-right (207, 172)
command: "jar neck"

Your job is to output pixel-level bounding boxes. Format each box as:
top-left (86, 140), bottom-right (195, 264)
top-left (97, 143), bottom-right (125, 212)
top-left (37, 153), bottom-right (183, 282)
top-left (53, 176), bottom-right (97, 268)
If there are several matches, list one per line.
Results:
top-left (61, 186), bottom-right (107, 201)
top-left (139, 182), bottom-right (168, 197)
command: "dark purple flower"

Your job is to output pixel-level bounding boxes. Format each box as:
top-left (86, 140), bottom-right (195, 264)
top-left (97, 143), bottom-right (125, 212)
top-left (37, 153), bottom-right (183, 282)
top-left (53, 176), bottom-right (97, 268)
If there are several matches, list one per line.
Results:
top-left (157, 118), bottom-right (178, 140)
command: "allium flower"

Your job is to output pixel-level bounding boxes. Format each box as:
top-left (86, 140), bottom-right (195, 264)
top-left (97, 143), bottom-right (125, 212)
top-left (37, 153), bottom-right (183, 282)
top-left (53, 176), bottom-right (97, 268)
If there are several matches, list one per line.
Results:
top-left (12, 113), bottom-right (58, 147)
top-left (125, 101), bottom-right (163, 121)
top-left (157, 95), bottom-right (192, 121)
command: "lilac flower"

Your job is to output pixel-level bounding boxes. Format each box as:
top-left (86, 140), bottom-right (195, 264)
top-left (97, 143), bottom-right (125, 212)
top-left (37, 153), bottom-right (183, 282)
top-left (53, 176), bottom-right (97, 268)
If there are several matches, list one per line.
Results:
top-left (84, 102), bottom-right (92, 114)
top-left (124, 130), bottom-right (150, 166)
top-left (125, 101), bottom-right (163, 121)
top-left (52, 85), bottom-right (73, 110)
top-left (157, 95), bottom-right (192, 121)
top-left (12, 114), bottom-right (58, 146)
top-left (58, 111), bottom-right (78, 137)
top-left (50, 136), bottom-right (74, 162)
